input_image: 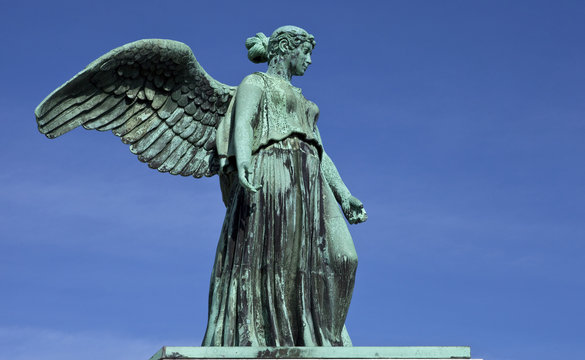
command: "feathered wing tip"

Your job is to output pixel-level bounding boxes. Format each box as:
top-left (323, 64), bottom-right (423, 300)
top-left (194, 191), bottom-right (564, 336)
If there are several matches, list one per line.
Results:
top-left (35, 39), bottom-right (237, 178)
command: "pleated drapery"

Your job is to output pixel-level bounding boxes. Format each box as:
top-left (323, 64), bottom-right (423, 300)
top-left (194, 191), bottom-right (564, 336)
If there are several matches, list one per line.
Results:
top-left (203, 137), bottom-right (356, 346)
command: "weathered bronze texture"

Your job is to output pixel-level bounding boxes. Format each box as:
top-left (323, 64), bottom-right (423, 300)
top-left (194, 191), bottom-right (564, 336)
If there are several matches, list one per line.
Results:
top-left (35, 25), bottom-right (367, 347)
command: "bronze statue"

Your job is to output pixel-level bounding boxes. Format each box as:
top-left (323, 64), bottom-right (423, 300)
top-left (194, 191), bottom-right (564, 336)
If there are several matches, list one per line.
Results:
top-left (35, 25), bottom-right (367, 347)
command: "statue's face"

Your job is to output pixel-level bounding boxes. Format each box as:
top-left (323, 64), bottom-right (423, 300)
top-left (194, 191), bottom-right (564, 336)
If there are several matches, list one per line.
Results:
top-left (289, 41), bottom-right (313, 76)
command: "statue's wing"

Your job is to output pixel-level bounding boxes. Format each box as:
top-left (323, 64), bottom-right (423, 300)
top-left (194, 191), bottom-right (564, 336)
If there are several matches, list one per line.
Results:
top-left (35, 39), bottom-right (236, 178)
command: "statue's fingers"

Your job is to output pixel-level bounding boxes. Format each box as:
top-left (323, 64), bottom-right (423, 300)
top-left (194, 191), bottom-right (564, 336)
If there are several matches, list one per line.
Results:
top-left (247, 181), bottom-right (260, 193)
top-left (250, 182), bottom-right (262, 193)
top-left (348, 212), bottom-right (358, 224)
top-left (350, 196), bottom-right (363, 208)
top-left (358, 210), bottom-right (368, 223)
top-left (343, 209), bottom-right (352, 221)
top-left (239, 176), bottom-right (257, 193)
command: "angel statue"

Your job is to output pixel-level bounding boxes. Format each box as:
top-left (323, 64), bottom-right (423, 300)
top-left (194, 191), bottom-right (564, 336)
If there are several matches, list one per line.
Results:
top-left (35, 25), bottom-right (367, 347)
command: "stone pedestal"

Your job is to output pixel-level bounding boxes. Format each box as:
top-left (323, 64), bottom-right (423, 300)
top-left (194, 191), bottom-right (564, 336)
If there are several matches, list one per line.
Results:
top-left (149, 347), bottom-right (481, 360)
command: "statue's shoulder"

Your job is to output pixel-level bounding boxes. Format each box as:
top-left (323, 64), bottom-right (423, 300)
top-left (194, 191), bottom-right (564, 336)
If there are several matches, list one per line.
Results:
top-left (240, 72), bottom-right (267, 89)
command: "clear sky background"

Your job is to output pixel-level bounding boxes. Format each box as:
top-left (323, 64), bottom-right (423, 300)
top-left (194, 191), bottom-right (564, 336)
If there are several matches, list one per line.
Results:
top-left (1, 1), bottom-right (584, 359)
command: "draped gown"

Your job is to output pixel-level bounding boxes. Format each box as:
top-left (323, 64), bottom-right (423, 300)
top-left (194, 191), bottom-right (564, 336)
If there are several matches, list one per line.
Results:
top-left (204, 72), bottom-right (357, 346)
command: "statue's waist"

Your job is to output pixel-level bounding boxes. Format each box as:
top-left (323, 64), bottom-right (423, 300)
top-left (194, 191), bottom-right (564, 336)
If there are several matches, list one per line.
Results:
top-left (252, 126), bottom-right (319, 149)
top-left (255, 135), bottom-right (320, 158)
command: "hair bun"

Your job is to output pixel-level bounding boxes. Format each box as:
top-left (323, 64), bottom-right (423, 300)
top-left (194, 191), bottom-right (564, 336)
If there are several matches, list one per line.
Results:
top-left (245, 32), bottom-right (269, 63)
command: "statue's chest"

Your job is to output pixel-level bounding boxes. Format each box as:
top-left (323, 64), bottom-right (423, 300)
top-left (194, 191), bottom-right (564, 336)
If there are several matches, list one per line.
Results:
top-left (265, 83), bottom-right (319, 128)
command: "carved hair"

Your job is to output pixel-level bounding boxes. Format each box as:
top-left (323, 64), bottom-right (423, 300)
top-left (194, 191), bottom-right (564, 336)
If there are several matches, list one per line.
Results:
top-left (245, 33), bottom-right (270, 63)
top-left (246, 26), bottom-right (315, 64)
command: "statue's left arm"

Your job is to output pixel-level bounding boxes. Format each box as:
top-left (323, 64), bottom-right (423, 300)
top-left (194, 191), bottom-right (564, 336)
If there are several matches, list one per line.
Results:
top-left (316, 127), bottom-right (368, 224)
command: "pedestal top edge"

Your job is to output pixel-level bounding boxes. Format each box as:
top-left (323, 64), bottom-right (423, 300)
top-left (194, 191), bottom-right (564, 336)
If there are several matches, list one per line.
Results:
top-left (149, 346), bottom-right (472, 360)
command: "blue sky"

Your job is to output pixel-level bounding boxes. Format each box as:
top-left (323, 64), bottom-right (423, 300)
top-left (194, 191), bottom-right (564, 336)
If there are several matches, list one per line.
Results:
top-left (1, 1), bottom-right (584, 359)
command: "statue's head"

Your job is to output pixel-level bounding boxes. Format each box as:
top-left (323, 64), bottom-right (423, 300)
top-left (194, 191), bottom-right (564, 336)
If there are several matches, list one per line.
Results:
top-left (246, 26), bottom-right (316, 76)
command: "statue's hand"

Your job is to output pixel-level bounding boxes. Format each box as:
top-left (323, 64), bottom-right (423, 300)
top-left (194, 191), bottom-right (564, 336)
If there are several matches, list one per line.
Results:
top-left (238, 161), bottom-right (262, 193)
top-left (342, 195), bottom-right (368, 224)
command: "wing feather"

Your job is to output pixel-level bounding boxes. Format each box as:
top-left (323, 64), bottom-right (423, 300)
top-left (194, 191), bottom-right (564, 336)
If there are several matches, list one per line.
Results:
top-left (180, 121), bottom-right (197, 139)
top-left (158, 97), bottom-right (179, 119)
top-left (114, 107), bottom-right (154, 137)
top-left (149, 133), bottom-right (184, 170)
top-left (161, 140), bottom-right (191, 172)
top-left (102, 101), bottom-right (148, 131)
top-left (172, 115), bottom-right (192, 135)
top-left (122, 111), bottom-right (160, 144)
top-left (193, 126), bottom-right (212, 146)
top-left (203, 131), bottom-right (216, 151)
top-left (78, 95), bottom-right (126, 125)
top-left (35, 39), bottom-right (237, 178)
top-left (181, 150), bottom-right (203, 176)
top-left (172, 147), bottom-right (196, 175)
top-left (125, 78), bottom-right (145, 99)
top-left (43, 92), bottom-right (111, 137)
top-left (165, 107), bottom-right (185, 126)
top-left (188, 121), bottom-right (206, 143)
top-left (130, 120), bottom-right (168, 155)
top-left (39, 88), bottom-right (99, 125)
top-left (83, 98), bottom-right (134, 130)
top-left (141, 128), bottom-right (175, 162)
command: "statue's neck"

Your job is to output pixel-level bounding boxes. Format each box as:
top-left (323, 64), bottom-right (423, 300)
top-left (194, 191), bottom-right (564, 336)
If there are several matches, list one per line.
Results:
top-left (266, 56), bottom-right (292, 83)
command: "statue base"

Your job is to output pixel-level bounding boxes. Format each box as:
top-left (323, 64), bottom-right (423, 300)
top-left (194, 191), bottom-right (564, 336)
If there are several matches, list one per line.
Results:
top-left (149, 347), bottom-right (480, 360)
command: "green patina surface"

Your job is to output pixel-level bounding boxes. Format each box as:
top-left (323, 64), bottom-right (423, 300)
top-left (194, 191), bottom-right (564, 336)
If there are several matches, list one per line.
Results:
top-left (149, 347), bottom-right (471, 360)
top-left (36, 26), bottom-right (367, 347)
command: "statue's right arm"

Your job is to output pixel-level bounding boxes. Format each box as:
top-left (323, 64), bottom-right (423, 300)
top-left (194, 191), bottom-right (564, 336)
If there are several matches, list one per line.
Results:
top-left (234, 75), bottom-right (263, 193)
